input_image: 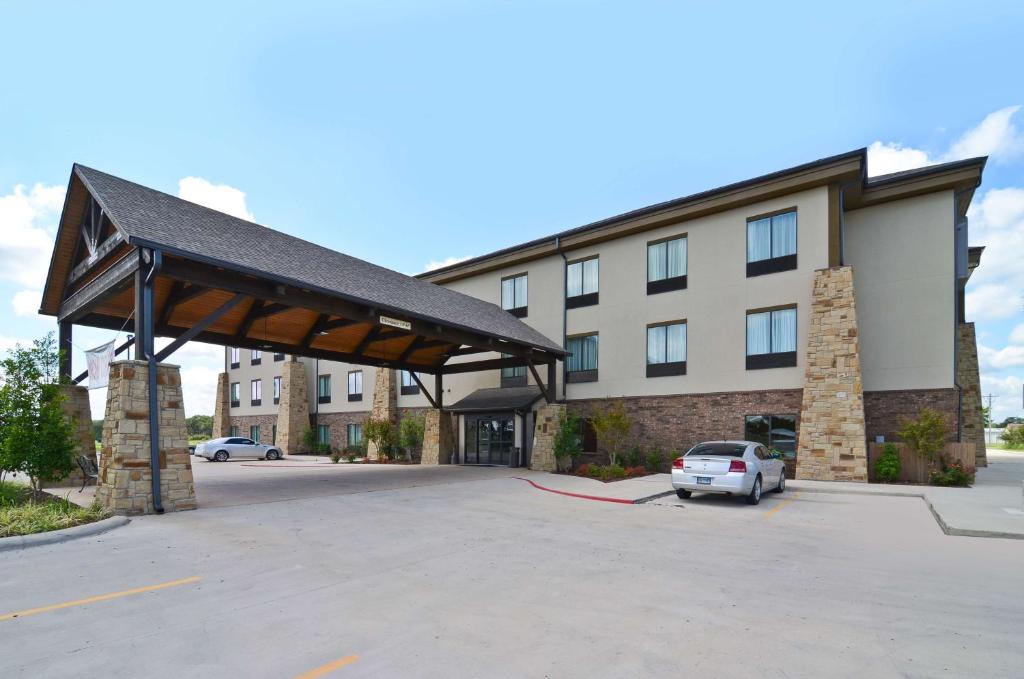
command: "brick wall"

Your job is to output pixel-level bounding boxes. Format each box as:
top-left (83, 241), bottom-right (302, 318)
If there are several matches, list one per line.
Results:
top-left (230, 414), bottom-right (280, 446)
top-left (311, 411), bottom-right (368, 452)
top-left (863, 388), bottom-right (960, 445)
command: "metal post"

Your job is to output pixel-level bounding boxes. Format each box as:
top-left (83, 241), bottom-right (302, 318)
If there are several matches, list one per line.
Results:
top-left (435, 372), bottom-right (444, 411)
top-left (547, 361), bottom-right (557, 403)
top-left (142, 249), bottom-right (164, 514)
top-left (58, 321), bottom-right (72, 382)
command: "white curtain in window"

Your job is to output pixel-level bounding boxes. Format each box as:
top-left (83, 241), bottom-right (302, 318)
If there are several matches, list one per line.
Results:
top-left (514, 275), bottom-right (527, 308)
top-left (647, 326), bottom-right (665, 364)
top-left (771, 211), bottom-right (797, 257)
top-left (648, 242), bottom-right (666, 281)
top-left (667, 323), bottom-right (686, 362)
top-left (746, 312), bottom-right (771, 355)
top-left (274, 377), bottom-right (281, 399)
top-left (569, 335), bottom-right (598, 371)
top-left (582, 258), bottom-right (599, 294)
top-left (501, 278), bottom-right (515, 309)
top-left (667, 238), bottom-right (686, 277)
top-left (747, 218), bottom-right (771, 262)
top-left (771, 308), bottom-right (797, 352)
top-left (567, 262), bottom-right (582, 297)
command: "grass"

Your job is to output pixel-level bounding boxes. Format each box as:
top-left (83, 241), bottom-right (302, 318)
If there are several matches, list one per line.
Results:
top-left (0, 481), bottom-right (110, 538)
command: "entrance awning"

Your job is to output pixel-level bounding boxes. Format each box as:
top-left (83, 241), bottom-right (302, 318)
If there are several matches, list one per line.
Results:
top-left (448, 386), bottom-right (544, 413)
top-left (39, 164), bottom-right (566, 380)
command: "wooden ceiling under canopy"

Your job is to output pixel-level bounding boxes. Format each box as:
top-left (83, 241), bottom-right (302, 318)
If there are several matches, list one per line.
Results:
top-left (40, 165), bottom-right (565, 398)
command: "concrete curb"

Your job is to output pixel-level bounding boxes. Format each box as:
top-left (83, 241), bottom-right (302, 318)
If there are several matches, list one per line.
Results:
top-left (0, 515), bottom-right (130, 553)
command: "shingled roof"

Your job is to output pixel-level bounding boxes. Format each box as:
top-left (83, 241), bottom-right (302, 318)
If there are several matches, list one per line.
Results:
top-left (64, 164), bottom-right (564, 356)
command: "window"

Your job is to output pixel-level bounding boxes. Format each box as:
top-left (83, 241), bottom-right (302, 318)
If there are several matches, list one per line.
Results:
top-left (317, 424), bottom-right (331, 446)
top-left (647, 236), bottom-right (687, 294)
top-left (229, 426), bottom-right (239, 437)
top-left (401, 370), bottom-right (420, 395)
top-left (745, 414), bottom-right (798, 460)
top-left (251, 349), bottom-right (262, 365)
top-left (273, 376), bottom-right (281, 405)
top-left (250, 379), bottom-right (262, 406)
top-left (230, 382), bottom-right (240, 408)
top-left (318, 375), bottom-right (331, 404)
top-left (566, 257), bottom-right (599, 308)
top-left (347, 423), bottom-right (363, 448)
top-left (250, 425), bottom-right (261, 443)
top-left (348, 371), bottom-right (363, 402)
top-left (230, 347), bottom-right (240, 369)
top-left (273, 353), bottom-right (285, 362)
top-left (272, 424), bottom-right (277, 444)
top-left (746, 307), bottom-right (797, 369)
top-left (501, 273), bottom-right (528, 317)
top-left (566, 334), bottom-right (598, 382)
top-left (646, 321), bottom-right (687, 377)
top-left (747, 210), bottom-right (797, 276)
top-left (501, 353), bottom-right (527, 387)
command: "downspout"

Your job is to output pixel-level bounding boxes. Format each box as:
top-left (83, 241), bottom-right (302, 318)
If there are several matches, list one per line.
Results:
top-left (952, 190), bottom-right (969, 443)
top-left (145, 249), bottom-right (164, 514)
top-left (556, 236), bottom-right (567, 402)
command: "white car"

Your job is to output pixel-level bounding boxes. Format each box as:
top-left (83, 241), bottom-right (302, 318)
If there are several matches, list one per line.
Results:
top-left (671, 440), bottom-right (786, 505)
top-left (194, 437), bottom-right (282, 462)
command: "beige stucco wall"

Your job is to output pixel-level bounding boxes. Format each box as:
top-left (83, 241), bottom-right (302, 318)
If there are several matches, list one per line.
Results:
top-left (843, 191), bottom-right (955, 391)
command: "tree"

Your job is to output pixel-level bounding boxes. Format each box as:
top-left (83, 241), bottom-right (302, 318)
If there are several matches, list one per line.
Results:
top-left (590, 402), bottom-right (632, 467)
top-left (364, 416), bottom-right (397, 462)
top-left (982, 406), bottom-right (992, 429)
top-left (999, 416), bottom-right (1024, 428)
top-left (186, 414), bottom-right (214, 438)
top-left (897, 407), bottom-right (949, 467)
top-left (399, 414), bottom-right (425, 461)
top-left (552, 409), bottom-right (582, 471)
top-left (0, 333), bottom-right (76, 494)
top-left (91, 419), bottom-right (103, 443)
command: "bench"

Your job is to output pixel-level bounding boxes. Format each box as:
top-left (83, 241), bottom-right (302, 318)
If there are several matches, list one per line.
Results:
top-left (77, 455), bottom-right (99, 492)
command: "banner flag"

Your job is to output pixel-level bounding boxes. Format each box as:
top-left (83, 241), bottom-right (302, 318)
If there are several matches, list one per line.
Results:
top-left (85, 340), bottom-right (116, 389)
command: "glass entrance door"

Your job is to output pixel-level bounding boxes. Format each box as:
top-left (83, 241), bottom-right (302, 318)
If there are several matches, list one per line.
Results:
top-left (465, 415), bottom-right (515, 465)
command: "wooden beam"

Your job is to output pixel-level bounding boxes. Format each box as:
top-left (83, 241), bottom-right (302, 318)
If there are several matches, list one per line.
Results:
top-left (398, 335), bottom-right (426, 362)
top-left (58, 252), bottom-right (139, 322)
top-left (321, 317), bottom-right (360, 332)
top-left (527, 363), bottom-right (550, 404)
top-left (236, 298), bottom-right (266, 337)
top-left (157, 282), bottom-right (208, 328)
top-left (440, 356), bottom-right (528, 375)
top-left (409, 372), bottom-right (438, 409)
top-left (352, 326), bottom-right (382, 356)
top-left (154, 293), bottom-right (246, 362)
top-left (447, 345), bottom-right (491, 356)
top-left (301, 313), bottom-right (330, 348)
top-left (67, 231), bottom-right (124, 284)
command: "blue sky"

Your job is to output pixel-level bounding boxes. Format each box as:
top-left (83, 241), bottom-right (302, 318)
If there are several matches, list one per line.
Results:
top-left (1, 0), bottom-right (1022, 420)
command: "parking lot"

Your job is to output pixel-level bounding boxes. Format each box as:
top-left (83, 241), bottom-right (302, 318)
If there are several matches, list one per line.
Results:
top-left (3, 461), bottom-right (1024, 678)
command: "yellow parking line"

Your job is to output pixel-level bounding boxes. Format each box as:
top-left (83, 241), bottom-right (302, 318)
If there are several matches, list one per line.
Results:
top-left (0, 576), bottom-right (201, 622)
top-left (763, 492), bottom-right (799, 519)
top-left (294, 655), bottom-right (360, 678)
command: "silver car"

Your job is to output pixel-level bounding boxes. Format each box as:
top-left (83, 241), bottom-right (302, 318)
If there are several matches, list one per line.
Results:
top-left (671, 440), bottom-right (786, 505)
top-left (194, 437), bottom-right (283, 462)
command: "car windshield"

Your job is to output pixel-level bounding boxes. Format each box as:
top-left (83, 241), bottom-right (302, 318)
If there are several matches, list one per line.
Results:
top-left (686, 443), bottom-right (747, 457)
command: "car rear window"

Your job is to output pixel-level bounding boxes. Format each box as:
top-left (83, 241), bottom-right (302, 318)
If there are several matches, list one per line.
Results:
top-left (686, 443), bottom-right (747, 457)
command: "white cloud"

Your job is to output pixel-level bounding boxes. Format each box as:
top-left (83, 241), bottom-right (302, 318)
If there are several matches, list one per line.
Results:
top-left (980, 373), bottom-right (1024, 423)
top-left (867, 105), bottom-right (1023, 177)
top-left (965, 187), bottom-right (1024, 321)
top-left (978, 342), bottom-right (1024, 371)
top-left (177, 177), bottom-right (255, 222)
top-left (11, 289), bottom-right (41, 317)
top-left (1011, 323), bottom-right (1024, 345)
top-left (423, 255), bottom-right (471, 272)
top-left (0, 183), bottom-right (64, 313)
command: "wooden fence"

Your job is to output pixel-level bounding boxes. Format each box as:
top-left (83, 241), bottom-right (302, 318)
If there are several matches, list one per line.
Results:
top-left (866, 442), bottom-right (976, 484)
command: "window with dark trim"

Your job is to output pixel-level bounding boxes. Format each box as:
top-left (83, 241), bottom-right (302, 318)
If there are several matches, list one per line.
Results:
top-left (746, 306), bottom-right (797, 369)
top-left (647, 235), bottom-right (687, 294)
top-left (318, 374), bottom-right (331, 404)
top-left (273, 376), bottom-right (281, 405)
top-left (251, 349), bottom-right (262, 366)
top-left (646, 321), bottom-right (687, 377)
top-left (566, 333), bottom-right (598, 383)
top-left (747, 209), bottom-right (797, 277)
top-left (501, 273), bottom-right (528, 318)
top-left (400, 370), bottom-right (420, 395)
top-left (347, 423), bottom-right (363, 448)
top-left (230, 382), bottom-right (240, 408)
top-left (230, 347), bottom-right (240, 369)
top-left (566, 256), bottom-right (599, 309)
top-left (229, 425), bottom-right (239, 438)
top-left (317, 424), bottom-right (331, 447)
top-left (348, 370), bottom-right (363, 402)
top-left (250, 379), bottom-right (262, 406)
top-left (272, 424), bottom-right (277, 444)
top-left (250, 425), bottom-right (261, 443)
top-left (744, 414), bottom-right (798, 460)
top-left (501, 353), bottom-right (527, 387)
top-left (273, 353), bottom-right (285, 362)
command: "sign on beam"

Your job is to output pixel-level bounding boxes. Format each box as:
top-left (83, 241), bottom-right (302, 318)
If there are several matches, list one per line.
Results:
top-left (379, 315), bottom-right (412, 331)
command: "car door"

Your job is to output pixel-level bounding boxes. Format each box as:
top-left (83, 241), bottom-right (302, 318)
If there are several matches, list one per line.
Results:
top-left (239, 439), bottom-right (258, 459)
top-left (754, 446), bottom-right (775, 484)
top-left (762, 445), bottom-right (782, 485)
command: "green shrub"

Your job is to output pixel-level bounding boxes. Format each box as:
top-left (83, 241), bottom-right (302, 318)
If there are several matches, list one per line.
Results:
top-left (898, 408), bottom-right (949, 465)
top-left (930, 462), bottom-right (973, 487)
top-left (553, 410), bottom-right (583, 470)
top-left (364, 417), bottom-right (397, 462)
top-left (1000, 426), bottom-right (1024, 449)
top-left (329, 450), bottom-right (342, 464)
top-left (622, 447), bottom-right (642, 468)
top-left (586, 465), bottom-right (602, 479)
top-left (590, 403), bottom-right (632, 466)
top-left (0, 482), bottom-right (110, 537)
top-left (645, 449), bottom-right (665, 472)
top-left (874, 443), bottom-right (902, 483)
top-left (346, 453), bottom-right (358, 464)
top-left (600, 464), bottom-right (627, 481)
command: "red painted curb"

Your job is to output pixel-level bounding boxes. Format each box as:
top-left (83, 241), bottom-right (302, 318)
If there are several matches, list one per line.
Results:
top-left (513, 477), bottom-right (636, 504)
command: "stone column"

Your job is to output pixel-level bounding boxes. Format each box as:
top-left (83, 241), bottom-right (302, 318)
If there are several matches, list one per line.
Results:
top-left (212, 371), bottom-right (231, 439)
top-left (57, 384), bottom-right (95, 485)
top-left (95, 360), bottom-right (195, 514)
top-left (957, 322), bottom-right (986, 467)
top-left (367, 368), bottom-right (397, 460)
top-left (795, 266), bottom-right (868, 482)
top-left (421, 410), bottom-right (455, 464)
top-left (277, 359), bottom-right (309, 456)
top-left (530, 403), bottom-right (565, 472)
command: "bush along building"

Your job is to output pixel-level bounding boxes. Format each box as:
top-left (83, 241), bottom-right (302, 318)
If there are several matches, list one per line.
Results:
top-left (215, 148), bottom-right (987, 481)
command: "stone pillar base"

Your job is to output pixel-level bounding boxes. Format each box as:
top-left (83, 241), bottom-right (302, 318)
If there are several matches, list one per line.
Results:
top-left (57, 384), bottom-right (95, 485)
top-left (530, 403), bottom-right (565, 472)
top-left (421, 410), bottom-right (454, 464)
top-left (367, 368), bottom-right (397, 460)
top-left (957, 323), bottom-right (987, 467)
top-left (212, 371), bottom-right (231, 439)
top-left (277, 359), bottom-right (309, 456)
top-left (95, 361), bottom-right (195, 515)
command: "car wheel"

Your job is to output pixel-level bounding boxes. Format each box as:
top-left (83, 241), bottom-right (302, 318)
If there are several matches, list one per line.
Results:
top-left (265, 449), bottom-right (281, 461)
top-left (676, 489), bottom-right (692, 499)
top-left (214, 450), bottom-right (229, 462)
top-left (776, 473), bottom-right (786, 493)
top-left (746, 476), bottom-right (762, 505)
